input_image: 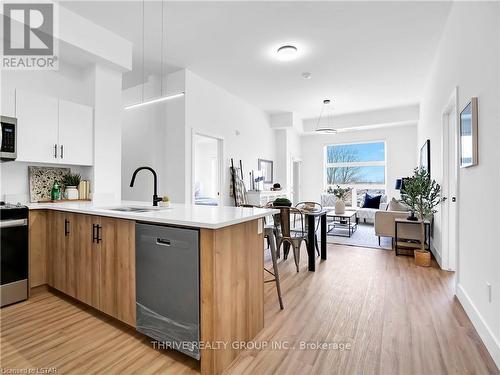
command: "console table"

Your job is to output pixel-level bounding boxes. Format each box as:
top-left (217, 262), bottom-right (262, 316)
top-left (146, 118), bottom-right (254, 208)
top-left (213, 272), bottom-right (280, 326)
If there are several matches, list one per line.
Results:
top-left (246, 190), bottom-right (287, 206)
top-left (394, 218), bottom-right (431, 256)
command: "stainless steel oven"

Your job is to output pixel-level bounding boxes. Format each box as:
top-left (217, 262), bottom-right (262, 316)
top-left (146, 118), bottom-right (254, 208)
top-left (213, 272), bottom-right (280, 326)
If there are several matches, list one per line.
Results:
top-left (0, 203), bottom-right (29, 307)
top-left (1, 116), bottom-right (17, 161)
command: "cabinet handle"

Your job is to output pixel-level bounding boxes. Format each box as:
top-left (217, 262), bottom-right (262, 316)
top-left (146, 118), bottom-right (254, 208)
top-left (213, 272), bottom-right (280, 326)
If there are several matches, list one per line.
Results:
top-left (64, 219), bottom-right (69, 236)
top-left (60, 145), bottom-right (64, 159)
top-left (54, 144), bottom-right (58, 158)
top-left (92, 224), bottom-right (97, 243)
top-left (97, 225), bottom-right (102, 243)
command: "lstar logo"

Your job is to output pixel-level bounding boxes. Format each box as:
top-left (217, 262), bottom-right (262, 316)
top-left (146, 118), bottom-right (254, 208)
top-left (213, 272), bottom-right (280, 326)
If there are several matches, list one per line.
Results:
top-left (2, 2), bottom-right (58, 70)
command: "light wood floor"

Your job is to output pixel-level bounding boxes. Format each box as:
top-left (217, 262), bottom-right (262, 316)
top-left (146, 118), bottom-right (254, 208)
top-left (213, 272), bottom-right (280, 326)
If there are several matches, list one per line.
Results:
top-left (1, 244), bottom-right (498, 375)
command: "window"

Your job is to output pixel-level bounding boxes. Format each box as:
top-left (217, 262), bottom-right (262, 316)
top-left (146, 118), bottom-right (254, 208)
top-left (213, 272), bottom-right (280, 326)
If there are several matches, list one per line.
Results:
top-left (325, 142), bottom-right (386, 207)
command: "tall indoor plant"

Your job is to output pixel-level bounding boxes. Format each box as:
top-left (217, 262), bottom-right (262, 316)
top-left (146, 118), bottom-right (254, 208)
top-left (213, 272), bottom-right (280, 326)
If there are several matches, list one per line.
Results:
top-left (399, 167), bottom-right (442, 267)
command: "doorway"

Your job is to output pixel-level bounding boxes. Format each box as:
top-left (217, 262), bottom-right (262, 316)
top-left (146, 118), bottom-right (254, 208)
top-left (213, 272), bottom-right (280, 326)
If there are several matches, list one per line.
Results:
top-left (192, 133), bottom-right (223, 206)
top-left (290, 158), bottom-right (302, 205)
top-left (441, 88), bottom-right (459, 271)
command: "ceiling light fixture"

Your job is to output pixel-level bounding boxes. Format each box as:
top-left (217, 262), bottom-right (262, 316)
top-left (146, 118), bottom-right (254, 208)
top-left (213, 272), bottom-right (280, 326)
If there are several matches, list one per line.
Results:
top-left (315, 99), bottom-right (337, 134)
top-left (276, 45), bottom-right (298, 61)
top-left (302, 72), bottom-right (312, 79)
top-left (124, 92), bottom-right (185, 110)
top-left (125, 0), bottom-right (184, 110)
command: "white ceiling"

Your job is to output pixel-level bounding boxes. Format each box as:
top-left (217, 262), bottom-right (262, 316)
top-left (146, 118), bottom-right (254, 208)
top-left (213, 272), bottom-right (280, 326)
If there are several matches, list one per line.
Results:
top-left (63, 1), bottom-right (452, 119)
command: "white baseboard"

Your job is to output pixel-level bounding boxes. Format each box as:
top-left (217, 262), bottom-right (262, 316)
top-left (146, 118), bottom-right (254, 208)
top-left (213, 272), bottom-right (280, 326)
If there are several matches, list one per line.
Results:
top-left (456, 284), bottom-right (500, 369)
top-left (430, 243), bottom-right (442, 268)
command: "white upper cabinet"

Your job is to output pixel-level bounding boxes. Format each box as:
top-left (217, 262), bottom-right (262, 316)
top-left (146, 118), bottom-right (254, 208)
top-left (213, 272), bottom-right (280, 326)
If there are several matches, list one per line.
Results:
top-left (15, 90), bottom-right (94, 166)
top-left (16, 90), bottom-right (59, 163)
top-left (58, 100), bottom-right (93, 166)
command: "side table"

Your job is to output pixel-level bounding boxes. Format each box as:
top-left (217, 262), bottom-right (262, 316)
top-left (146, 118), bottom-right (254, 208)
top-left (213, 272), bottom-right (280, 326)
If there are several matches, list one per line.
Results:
top-left (394, 218), bottom-right (431, 256)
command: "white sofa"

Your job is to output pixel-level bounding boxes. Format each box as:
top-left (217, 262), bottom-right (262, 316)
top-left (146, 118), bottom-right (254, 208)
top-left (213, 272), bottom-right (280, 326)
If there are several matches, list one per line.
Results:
top-left (320, 193), bottom-right (387, 223)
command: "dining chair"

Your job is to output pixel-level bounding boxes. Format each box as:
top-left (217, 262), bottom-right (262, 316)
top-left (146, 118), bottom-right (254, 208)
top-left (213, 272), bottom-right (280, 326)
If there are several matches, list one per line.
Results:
top-left (263, 223), bottom-right (284, 309)
top-left (240, 201), bottom-right (283, 309)
top-left (273, 206), bottom-right (308, 273)
top-left (295, 201), bottom-right (322, 256)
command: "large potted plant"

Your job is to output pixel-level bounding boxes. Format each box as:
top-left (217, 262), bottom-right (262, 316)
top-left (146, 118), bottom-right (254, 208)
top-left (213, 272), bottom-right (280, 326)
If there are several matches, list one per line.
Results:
top-left (330, 185), bottom-right (351, 214)
top-left (399, 167), bottom-right (442, 267)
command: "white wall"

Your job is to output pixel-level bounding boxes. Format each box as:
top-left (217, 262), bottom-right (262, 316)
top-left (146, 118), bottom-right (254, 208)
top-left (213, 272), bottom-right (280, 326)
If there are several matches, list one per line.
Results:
top-left (121, 71), bottom-right (186, 203)
top-left (184, 70), bottom-right (276, 206)
top-left (417, 2), bottom-right (500, 367)
top-left (121, 69), bottom-right (276, 206)
top-left (89, 64), bottom-right (123, 203)
top-left (300, 125), bottom-right (417, 203)
top-left (274, 128), bottom-right (302, 195)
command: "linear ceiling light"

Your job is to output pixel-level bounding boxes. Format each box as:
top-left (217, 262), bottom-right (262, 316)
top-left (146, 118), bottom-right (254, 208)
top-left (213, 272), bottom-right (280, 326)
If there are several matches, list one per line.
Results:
top-left (125, 0), bottom-right (183, 111)
top-left (124, 92), bottom-right (185, 110)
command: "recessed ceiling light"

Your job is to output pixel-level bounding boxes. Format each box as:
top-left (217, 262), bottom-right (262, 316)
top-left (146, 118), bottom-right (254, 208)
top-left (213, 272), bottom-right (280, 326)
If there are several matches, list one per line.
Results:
top-left (276, 45), bottom-right (298, 61)
top-left (302, 72), bottom-right (312, 79)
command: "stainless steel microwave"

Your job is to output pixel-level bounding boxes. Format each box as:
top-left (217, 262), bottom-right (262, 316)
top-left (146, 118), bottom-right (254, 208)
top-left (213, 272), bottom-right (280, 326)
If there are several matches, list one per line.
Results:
top-left (1, 116), bottom-right (17, 161)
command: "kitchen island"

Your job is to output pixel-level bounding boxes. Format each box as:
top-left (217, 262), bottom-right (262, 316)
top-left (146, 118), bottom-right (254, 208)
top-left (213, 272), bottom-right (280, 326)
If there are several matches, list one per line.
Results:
top-left (28, 201), bottom-right (276, 375)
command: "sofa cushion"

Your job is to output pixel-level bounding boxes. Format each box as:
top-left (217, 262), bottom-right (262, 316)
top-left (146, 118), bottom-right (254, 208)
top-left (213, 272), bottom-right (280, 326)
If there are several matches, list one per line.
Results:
top-left (362, 194), bottom-right (382, 209)
top-left (388, 197), bottom-right (410, 212)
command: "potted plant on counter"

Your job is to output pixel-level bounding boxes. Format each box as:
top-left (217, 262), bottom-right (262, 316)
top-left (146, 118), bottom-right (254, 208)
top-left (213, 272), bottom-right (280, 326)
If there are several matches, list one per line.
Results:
top-left (332, 185), bottom-right (351, 214)
top-left (400, 167), bottom-right (442, 267)
top-left (62, 173), bottom-right (82, 200)
top-left (273, 197), bottom-right (292, 207)
top-left (160, 195), bottom-right (171, 207)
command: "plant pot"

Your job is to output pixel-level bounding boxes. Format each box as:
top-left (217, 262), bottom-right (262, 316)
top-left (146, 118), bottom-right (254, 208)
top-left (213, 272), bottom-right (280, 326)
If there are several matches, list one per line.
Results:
top-left (414, 250), bottom-right (431, 267)
top-left (65, 186), bottom-right (79, 200)
top-left (335, 200), bottom-right (345, 214)
top-left (273, 201), bottom-right (292, 207)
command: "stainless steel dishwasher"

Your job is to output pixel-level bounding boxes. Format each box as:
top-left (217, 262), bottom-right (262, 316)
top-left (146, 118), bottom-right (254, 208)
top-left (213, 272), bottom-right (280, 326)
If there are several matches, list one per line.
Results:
top-left (136, 222), bottom-right (200, 360)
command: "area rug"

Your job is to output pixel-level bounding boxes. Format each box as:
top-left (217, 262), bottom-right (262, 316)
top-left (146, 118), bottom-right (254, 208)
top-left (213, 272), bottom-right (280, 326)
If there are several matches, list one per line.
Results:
top-left (324, 223), bottom-right (393, 250)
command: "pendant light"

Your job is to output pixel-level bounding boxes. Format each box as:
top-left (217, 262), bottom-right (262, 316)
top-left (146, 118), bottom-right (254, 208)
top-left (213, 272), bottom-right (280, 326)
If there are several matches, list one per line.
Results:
top-left (125, 0), bottom-right (184, 110)
top-left (315, 99), bottom-right (337, 134)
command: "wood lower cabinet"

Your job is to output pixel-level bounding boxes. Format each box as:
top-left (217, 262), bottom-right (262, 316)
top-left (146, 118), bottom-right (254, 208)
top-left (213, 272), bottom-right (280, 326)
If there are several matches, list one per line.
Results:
top-left (74, 214), bottom-right (98, 308)
top-left (98, 217), bottom-right (136, 326)
top-left (29, 210), bottom-right (48, 288)
top-left (48, 211), bottom-right (70, 294)
top-left (47, 211), bottom-right (136, 326)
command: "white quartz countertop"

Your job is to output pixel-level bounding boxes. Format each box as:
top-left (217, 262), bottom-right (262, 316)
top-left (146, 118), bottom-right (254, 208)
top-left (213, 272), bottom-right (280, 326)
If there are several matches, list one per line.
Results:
top-left (27, 201), bottom-right (277, 229)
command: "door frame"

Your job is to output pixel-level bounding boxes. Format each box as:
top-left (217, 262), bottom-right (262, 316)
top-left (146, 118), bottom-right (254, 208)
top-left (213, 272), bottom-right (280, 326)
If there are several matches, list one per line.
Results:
top-left (289, 155), bottom-right (302, 205)
top-left (191, 130), bottom-right (224, 205)
top-left (440, 87), bottom-right (459, 272)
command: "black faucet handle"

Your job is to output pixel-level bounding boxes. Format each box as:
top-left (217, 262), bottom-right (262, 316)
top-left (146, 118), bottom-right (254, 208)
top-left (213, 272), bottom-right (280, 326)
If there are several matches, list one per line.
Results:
top-left (153, 195), bottom-right (163, 206)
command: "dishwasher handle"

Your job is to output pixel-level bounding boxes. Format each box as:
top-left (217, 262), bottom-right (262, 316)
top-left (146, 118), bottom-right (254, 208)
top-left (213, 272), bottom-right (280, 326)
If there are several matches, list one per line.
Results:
top-left (0, 219), bottom-right (28, 228)
top-left (156, 238), bottom-right (171, 246)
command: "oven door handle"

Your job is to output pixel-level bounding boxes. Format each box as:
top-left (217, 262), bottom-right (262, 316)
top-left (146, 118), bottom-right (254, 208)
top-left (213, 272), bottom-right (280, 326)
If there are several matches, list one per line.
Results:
top-left (0, 219), bottom-right (28, 228)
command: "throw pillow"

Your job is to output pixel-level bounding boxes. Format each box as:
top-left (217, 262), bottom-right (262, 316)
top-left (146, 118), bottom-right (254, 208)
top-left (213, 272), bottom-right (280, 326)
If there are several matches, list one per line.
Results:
top-left (388, 197), bottom-right (410, 212)
top-left (362, 194), bottom-right (382, 209)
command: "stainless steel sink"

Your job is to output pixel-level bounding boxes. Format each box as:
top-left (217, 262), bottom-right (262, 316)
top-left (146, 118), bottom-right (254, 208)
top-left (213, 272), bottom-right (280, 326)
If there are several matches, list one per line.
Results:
top-left (104, 206), bottom-right (170, 213)
top-left (107, 207), bottom-right (152, 213)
